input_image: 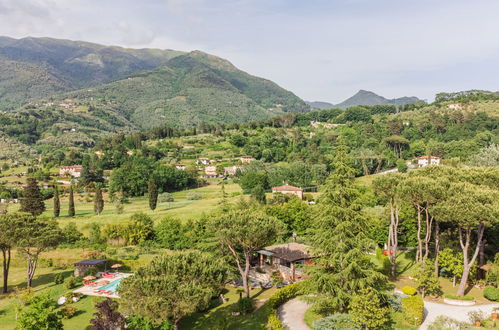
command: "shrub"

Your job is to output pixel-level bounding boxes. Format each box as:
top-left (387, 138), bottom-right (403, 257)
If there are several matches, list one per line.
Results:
top-left (268, 281), bottom-right (306, 309)
top-left (350, 288), bottom-right (391, 329)
top-left (468, 310), bottom-right (486, 323)
top-left (158, 193), bottom-right (174, 203)
top-left (186, 192), bottom-right (203, 200)
top-left (237, 297), bottom-right (253, 314)
top-left (60, 305), bottom-right (77, 319)
top-left (313, 313), bottom-right (357, 330)
top-left (64, 276), bottom-right (81, 290)
top-left (267, 313), bottom-right (284, 330)
top-left (427, 316), bottom-right (471, 330)
top-left (444, 294), bottom-right (475, 301)
top-left (402, 286), bottom-right (417, 296)
top-left (54, 273), bottom-right (65, 285)
top-left (387, 294), bottom-right (403, 312)
top-left (483, 286), bottom-right (499, 301)
top-left (396, 159), bottom-right (408, 173)
top-left (402, 295), bottom-right (424, 326)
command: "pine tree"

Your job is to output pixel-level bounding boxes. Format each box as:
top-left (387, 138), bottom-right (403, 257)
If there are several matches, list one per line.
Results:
top-left (308, 144), bottom-right (386, 313)
top-left (94, 186), bottom-right (104, 215)
top-left (53, 184), bottom-right (60, 217)
top-left (68, 185), bottom-right (75, 217)
top-left (20, 177), bottom-right (45, 216)
top-left (148, 179), bottom-right (158, 211)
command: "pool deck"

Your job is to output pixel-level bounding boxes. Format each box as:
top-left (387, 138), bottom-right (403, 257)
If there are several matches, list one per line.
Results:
top-left (73, 272), bottom-right (133, 298)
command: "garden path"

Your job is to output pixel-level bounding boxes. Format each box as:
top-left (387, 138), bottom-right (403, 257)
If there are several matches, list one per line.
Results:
top-left (420, 301), bottom-right (499, 329)
top-left (278, 298), bottom-right (311, 330)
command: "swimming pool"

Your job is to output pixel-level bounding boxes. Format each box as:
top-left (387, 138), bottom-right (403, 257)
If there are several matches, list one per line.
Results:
top-left (98, 277), bottom-right (124, 293)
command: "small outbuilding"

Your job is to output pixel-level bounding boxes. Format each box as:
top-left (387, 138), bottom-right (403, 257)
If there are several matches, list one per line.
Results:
top-left (74, 259), bottom-right (107, 277)
top-left (257, 243), bottom-right (312, 281)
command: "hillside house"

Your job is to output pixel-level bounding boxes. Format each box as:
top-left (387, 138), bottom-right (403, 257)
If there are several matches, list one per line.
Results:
top-left (197, 158), bottom-right (211, 165)
top-left (204, 166), bottom-right (218, 178)
top-left (272, 184), bottom-right (303, 200)
top-left (59, 165), bottom-right (83, 178)
top-left (240, 156), bottom-right (256, 164)
top-left (175, 164), bottom-right (186, 170)
top-left (256, 243), bottom-right (312, 282)
top-left (414, 156), bottom-right (441, 168)
top-left (224, 165), bottom-right (243, 176)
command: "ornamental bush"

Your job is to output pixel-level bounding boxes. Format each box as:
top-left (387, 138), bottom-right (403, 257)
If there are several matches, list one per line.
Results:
top-left (312, 313), bottom-right (358, 330)
top-left (64, 276), bottom-right (80, 290)
top-left (267, 313), bottom-right (284, 330)
top-left (402, 295), bottom-right (424, 326)
top-left (444, 294), bottom-right (475, 301)
top-left (483, 286), bottom-right (499, 301)
top-left (54, 273), bottom-right (65, 285)
top-left (60, 305), bottom-right (77, 319)
top-left (186, 192), bottom-right (203, 200)
top-left (237, 297), bottom-right (253, 314)
top-left (268, 282), bottom-right (306, 309)
top-left (402, 286), bottom-right (417, 296)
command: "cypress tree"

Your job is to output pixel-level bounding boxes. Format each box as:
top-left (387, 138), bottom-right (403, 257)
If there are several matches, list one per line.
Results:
top-left (53, 184), bottom-right (60, 217)
top-left (94, 186), bottom-right (104, 215)
top-left (68, 185), bottom-right (75, 217)
top-left (20, 177), bottom-right (45, 216)
top-left (148, 179), bottom-right (158, 211)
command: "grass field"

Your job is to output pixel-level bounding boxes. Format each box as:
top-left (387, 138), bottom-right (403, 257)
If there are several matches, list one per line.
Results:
top-left (3, 180), bottom-right (243, 232)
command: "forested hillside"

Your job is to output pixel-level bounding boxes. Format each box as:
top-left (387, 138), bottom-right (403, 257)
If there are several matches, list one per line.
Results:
top-left (0, 36), bottom-right (183, 109)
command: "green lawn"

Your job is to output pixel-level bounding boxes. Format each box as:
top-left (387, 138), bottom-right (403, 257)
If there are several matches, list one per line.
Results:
top-left (34, 181), bottom-right (244, 232)
top-left (180, 286), bottom-right (276, 330)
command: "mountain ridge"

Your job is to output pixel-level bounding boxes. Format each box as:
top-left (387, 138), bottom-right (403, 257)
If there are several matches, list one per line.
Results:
top-left (307, 90), bottom-right (421, 110)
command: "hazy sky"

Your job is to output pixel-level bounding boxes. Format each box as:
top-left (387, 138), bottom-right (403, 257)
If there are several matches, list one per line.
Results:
top-left (1, 0), bottom-right (498, 103)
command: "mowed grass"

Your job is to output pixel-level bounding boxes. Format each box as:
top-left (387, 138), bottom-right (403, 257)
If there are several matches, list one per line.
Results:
top-left (0, 265), bottom-right (103, 330)
top-left (180, 286), bottom-right (277, 330)
top-left (32, 181), bottom-right (244, 232)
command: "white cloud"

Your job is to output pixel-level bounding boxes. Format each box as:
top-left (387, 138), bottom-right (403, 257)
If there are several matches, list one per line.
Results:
top-left (0, 0), bottom-right (498, 101)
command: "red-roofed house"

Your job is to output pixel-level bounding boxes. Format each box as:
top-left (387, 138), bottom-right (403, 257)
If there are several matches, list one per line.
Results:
top-left (271, 184), bottom-right (303, 200)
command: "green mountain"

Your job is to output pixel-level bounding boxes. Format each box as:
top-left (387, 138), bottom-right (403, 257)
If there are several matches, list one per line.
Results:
top-left (0, 37), bottom-right (309, 148)
top-left (0, 36), bottom-right (183, 110)
top-left (334, 90), bottom-right (421, 109)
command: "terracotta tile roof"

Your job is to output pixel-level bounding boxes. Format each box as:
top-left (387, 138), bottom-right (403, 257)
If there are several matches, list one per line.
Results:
top-left (272, 184), bottom-right (302, 192)
top-left (260, 243), bottom-right (311, 262)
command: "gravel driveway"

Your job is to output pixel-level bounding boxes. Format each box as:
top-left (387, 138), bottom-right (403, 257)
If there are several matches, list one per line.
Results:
top-left (278, 298), bottom-right (311, 330)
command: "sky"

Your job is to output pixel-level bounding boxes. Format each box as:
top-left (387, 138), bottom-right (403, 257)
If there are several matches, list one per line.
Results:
top-left (1, 0), bottom-right (498, 103)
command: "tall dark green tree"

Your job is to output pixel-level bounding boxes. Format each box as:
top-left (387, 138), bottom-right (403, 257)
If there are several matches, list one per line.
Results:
top-left (19, 178), bottom-right (45, 216)
top-left (53, 185), bottom-right (60, 218)
top-left (251, 184), bottom-right (266, 204)
top-left (93, 186), bottom-right (104, 215)
top-left (308, 144), bottom-right (386, 313)
top-left (68, 185), bottom-right (75, 217)
top-left (148, 179), bottom-right (158, 211)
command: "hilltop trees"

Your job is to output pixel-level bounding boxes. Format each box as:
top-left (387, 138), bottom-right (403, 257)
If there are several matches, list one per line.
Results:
top-left (120, 251), bottom-right (227, 329)
top-left (19, 178), bottom-right (45, 216)
top-left (308, 145), bottom-right (385, 313)
top-left (209, 207), bottom-right (284, 298)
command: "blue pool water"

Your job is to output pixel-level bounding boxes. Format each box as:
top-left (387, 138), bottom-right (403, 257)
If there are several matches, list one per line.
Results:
top-left (98, 277), bottom-right (124, 293)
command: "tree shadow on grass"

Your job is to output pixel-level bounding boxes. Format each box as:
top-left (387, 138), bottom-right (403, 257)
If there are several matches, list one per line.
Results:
top-left (0, 269), bottom-right (73, 298)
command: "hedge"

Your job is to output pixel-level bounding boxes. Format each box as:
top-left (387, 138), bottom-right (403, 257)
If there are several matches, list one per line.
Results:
top-left (402, 295), bottom-right (424, 326)
top-left (483, 286), bottom-right (499, 301)
top-left (266, 281), bottom-right (307, 329)
top-left (444, 294), bottom-right (475, 301)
